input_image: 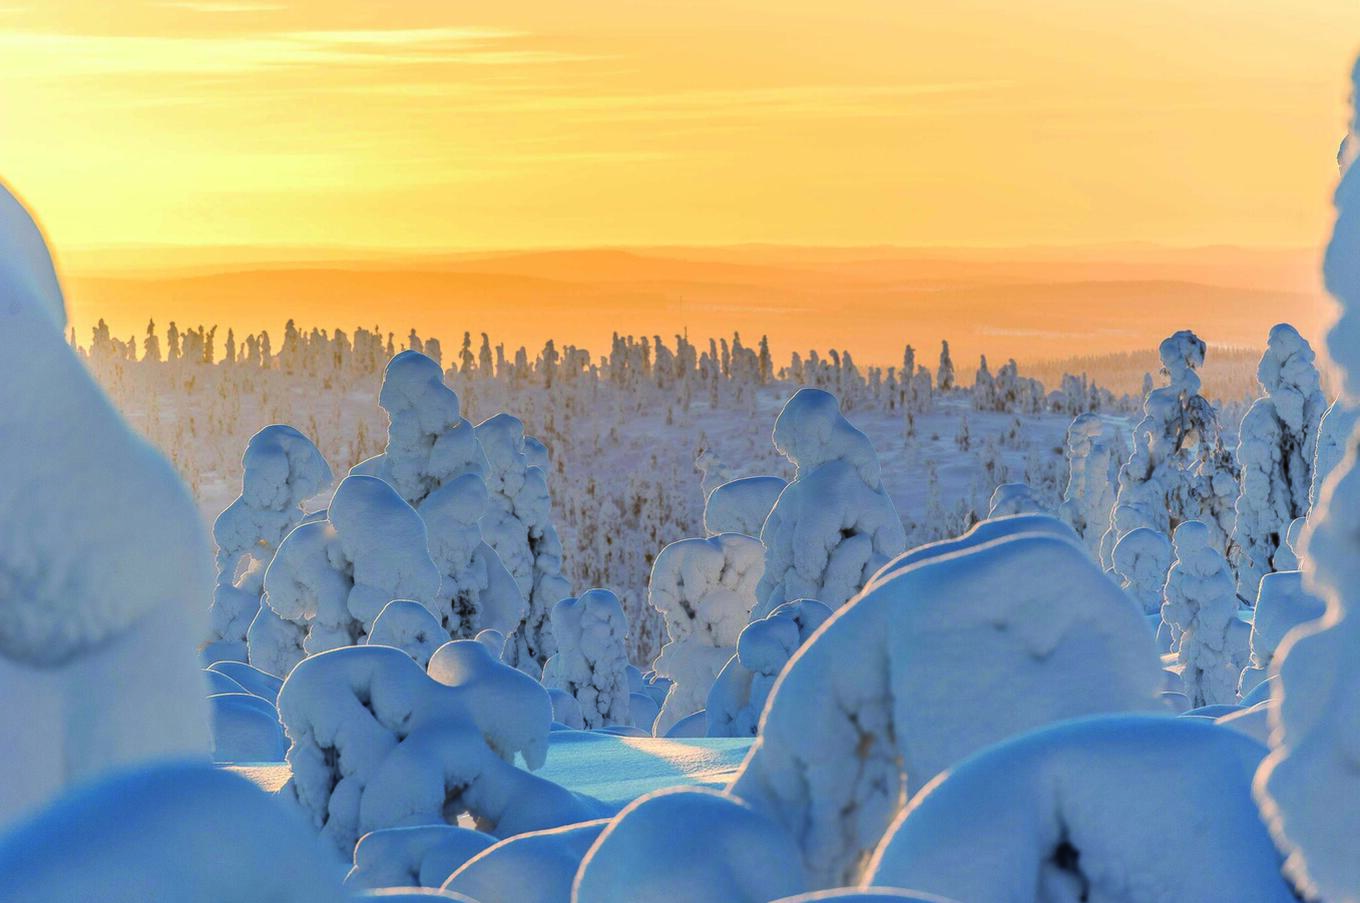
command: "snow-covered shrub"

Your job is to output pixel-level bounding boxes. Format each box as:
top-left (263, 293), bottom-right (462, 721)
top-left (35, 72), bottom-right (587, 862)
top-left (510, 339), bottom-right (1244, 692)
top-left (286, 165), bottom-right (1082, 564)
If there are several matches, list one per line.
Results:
top-left (648, 533), bottom-right (763, 735)
top-left (703, 475), bottom-right (787, 537)
top-left (1110, 526), bottom-right (1172, 616)
top-left (248, 475), bottom-right (441, 677)
top-left (1161, 521), bottom-right (1241, 707)
top-left (0, 184), bottom-right (211, 822)
top-left (0, 762), bottom-right (347, 902)
top-left (209, 425), bottom-right (332, 663)
top-left (346, 825), bottom-right (495, 890)
top-left (442, 819), bottom-right (609, 903)
top-left (351, 350), bottom-right (486, 508)
top-left (986, 482), bottom-right (1043, 517)
top-left (366, 600), bottom-right (448, 669)
top-left (1232, 324), bottom-right (1326, 599)
top-left (419, 473), bottom-right (525, 640)
top-left (1058, 412), bottom-right (1118, 558)
top-left (866, 716), bottom-right (1295, 903)
top-left (731, 528), bottom-right (1162, 887)
top-left (575, 787), bottom-right (809, 903)
top-left (754, 389), bottom-right (906, 617)
top-left (1238, 570), bottom-right (1325, 696)
top-left (1256, 73), bottom-right (1360, 900)
top-left (475, 414), bottom-right (571, 673)
top-left (541, 590), bottom-right (631, 729)
top-left (706, 599), bottom-right (833, 738)
top-left (277, 643), bottom-right (590, 855)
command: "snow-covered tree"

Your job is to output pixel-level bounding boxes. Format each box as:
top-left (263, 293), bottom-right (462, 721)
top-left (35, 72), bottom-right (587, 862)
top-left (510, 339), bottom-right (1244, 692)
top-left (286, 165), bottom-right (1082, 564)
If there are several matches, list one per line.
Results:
top-left (754, 389), bottom-right (906, 618)
top-left (1111, 526), bottom-right (1172, 617)
top-left (937, 339), bottom-right (955, 391)
top-left (987, 482), bottom-right (1043, 517)
top-left (246, 475), bottom-right (441, 676)
top-left (475, 414), bottom-right (571, 673)
top-left (541, 589), bottom-right (631, 729)
top-left (365, 599), bottom-right (448, 669)
top-left (647, 533), bottom-right (763, 735)
top-left (1161, 521), bottom-right (1241, 706)
top-left (1058, 412), bottom-right (1118, 558)
top-left (208, 425), bottom-right (331, 663)
top-left (0, 183), bottom-right (211, 821)
top-left (702, 475), bottom-right (786, 537)
top-left (1309, 397), bottom-right (1360, 508)
top-left (1257, 71), bottom-right (1360, 901)
top-left (1238, 570), bottom-right (1325, 697)
top-left (1232, 324), bottom-right (1326, 599)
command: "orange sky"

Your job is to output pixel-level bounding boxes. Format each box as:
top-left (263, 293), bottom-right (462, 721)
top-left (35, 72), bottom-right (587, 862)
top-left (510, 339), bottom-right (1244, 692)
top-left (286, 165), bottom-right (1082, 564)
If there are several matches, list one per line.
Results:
top-left (3, 1), bottom-right (1359, 257)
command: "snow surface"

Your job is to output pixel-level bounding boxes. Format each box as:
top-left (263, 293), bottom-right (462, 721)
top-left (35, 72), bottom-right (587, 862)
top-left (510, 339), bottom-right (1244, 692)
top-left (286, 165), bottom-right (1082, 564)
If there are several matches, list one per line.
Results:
top-left (346, 824), bottom-right (495, 890)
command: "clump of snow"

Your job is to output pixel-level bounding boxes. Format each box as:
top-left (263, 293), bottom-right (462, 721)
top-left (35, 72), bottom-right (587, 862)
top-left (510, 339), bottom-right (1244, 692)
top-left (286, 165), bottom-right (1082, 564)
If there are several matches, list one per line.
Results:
top-left (442, 819), bottom-right (608, 903)
top-left (754, 389), bottom-right (906, 617)
top-left (209, 425), bottom-right (332, 662)
top-left (367, 600), bottom-right (448, 669)
top-left (346, 825), bottom-right (495, 890)
top-left (706, 598), bottom-right (833, 738)
top-left (703, 476), bottom-right (787, 537)
top-left (1111, 526), bottom-right (1172, 616)
top-left (1232, 324), bottom-right (1326, 599)
top-left (247, 474), bottom-right (441, 676)
top-left (475, 413), bottom-right (572, 674)
top-left (866, 716), bottom-right (1296, 903)
top-left (648, 533), bottom-right (763, 735)
top-left (542, 590), bottom-right (631, 729)
top-left (209, 659), bottom-right (283, 703)
top-left (732, 528), bottom-right (1162, 887)
top-left (0, 182), bottom-right (212, 822)
top-left (1161, 521), bottom-right (1241, 706)
top-left (0, 761), bottom-right (347, 902)
top-left (548, 687), bottom-right (587, 729)
top-left (418, 473), bottom-right (525, 640)
top-left (986, 482), bottom-right (1043, 517)
top-left (352, 351), bottom-right (487, 508)
top-left (276, 643), bottom-right (586, 854)
top-left (210, 692), bottom-right (287, 763)
top-left (1238, 570), bottom-right (1325, 696)
top-left (1256, 69), bottom-right (1360, 901)
top-left (1058, 413), bottom-right (1118, 559)
top-left (575, 787), bottom-right (809, 903)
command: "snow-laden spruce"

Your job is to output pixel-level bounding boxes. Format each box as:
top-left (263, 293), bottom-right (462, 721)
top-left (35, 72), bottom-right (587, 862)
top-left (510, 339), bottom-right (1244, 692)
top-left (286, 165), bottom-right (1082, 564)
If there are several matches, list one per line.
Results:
top-left (1238, 570), bottom-right (1325, 696)
top-left (731, 522), bottom-right (1163, 887)
top-left (366, 599), bottom-right (448, 669)
top-left (574, 787), bottom-right (809, 903)
top-left (705, 598), bottom-right (832, 738)
top-left (350, 350), bottom-right (487, 508)
top-left (541, 589), bottom-right (632, 729)
top-left (208, 425), bottom-right (332, 663)
top-left (419, 472), bottom-right (525, 640)
top-left (866, 717), bottom-right (1296, 903)
top-left (1110, 526), bottom-right (1172, 617)
top-left (1257, 66), bottom-right (1360, 902)
top-left (345, 824), bottom-right (494, 891)
top-left (1058, 412), bottom-right (1118, 558)
top-left (0, 763), bottom-right (349, 903)
top-left (247, 475), bottom-right (441, 677)
top-left (0, 182), bottom-right (212, 823)
top-left (278, 642), bottom-right (596, 855)
top-left (647, 533), bottom-right (763, 735)
top-left (1162, 521), bottom-right (1244, 707)
top-left (703, 475), bottom-right (787, 537)
top-left (754, 389), bottom-right (906, 618)
top-left (475, 413), bottom-right (572, 673)
top-left (1232, 324), bottom-right (1326, 599)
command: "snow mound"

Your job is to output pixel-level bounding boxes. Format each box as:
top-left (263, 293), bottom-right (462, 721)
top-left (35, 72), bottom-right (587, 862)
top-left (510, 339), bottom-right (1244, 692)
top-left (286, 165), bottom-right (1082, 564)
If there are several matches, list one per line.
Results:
top-left (0, 761), bottom-right (346, 902)
top-left (442, 819), bottom-right (609, 903)
top-left (704, 476), bottom-right (787, 537)
top-left (866, 716), bottom-right (1295, 903)
top-left (732, 531), bottom-right (1163, 887)
top-left (869, 513), bottom-right (1078, 587)
top-left (543, 590), bottom-right (632, 729)
top-left (210, 693), bottom-right (287, 763)
top-left (649, 533), bottom-right (763, 735)
top-left (575, 787), bottom-right (809, 903)
top-left (0, 182), bottom-right (211, 822)
top-left (367, 600), bottom-right (449, 669)
top-left (346, 825), bottom-right (495, 890)
top-left (772, 892), bottom-right (959, 903)
top-left (755, 389), bottom-right (906, 617)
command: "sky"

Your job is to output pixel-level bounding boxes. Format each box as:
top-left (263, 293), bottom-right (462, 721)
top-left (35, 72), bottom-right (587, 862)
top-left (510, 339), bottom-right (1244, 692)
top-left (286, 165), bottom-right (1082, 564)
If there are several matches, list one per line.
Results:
top-left (2, 0), bottom-right (1359, 258)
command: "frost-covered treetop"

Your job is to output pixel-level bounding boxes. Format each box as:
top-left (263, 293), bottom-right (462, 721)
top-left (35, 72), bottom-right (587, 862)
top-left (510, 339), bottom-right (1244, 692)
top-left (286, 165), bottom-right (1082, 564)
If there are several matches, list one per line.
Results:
top-left (1158, 329), bottom-right (1206, 395)
top-left (1257, 323), bottom-right (1323, 432)
top-left (772, 388), bottom-right (883, 487)
top-left (236, 425), bottom-right (332, 512)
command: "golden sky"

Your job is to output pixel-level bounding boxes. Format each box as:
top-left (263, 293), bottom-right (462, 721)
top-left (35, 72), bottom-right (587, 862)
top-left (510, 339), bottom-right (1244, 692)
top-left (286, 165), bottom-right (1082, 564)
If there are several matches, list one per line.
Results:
top-left (2, 0), bottom-right (1358, 256)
